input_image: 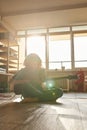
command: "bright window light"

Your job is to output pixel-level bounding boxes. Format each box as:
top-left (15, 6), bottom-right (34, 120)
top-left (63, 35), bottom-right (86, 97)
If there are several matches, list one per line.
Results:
top-left (27, 36), bottom-right (46, 68)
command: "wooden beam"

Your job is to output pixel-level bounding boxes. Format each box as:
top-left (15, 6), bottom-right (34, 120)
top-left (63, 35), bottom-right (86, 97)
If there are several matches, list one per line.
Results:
top-left (0, 16), bottom-right (16, 36)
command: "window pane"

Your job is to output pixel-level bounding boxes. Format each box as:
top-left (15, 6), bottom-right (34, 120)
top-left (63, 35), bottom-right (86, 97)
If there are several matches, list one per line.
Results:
top-left (17, 37), bottom-right (25, 69)
top-left (74, 33), bottom-right (87, 68)
top-left (72, 25), bottom-right (87, 31)
top-left (17, 31), bottom-right (25, 35)
top-left (49, 27), bottom-right (70, 33)
top-left (27, 36), bottom-right (46, 68)
top-left (49, 34), bottom-right (71, 70)
top-left (27, 29), bottom-right (47, 34)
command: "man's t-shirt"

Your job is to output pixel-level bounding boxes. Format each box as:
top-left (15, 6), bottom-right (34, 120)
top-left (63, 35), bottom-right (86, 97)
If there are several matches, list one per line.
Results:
top-left (13, 67), bottom-right (46, 86)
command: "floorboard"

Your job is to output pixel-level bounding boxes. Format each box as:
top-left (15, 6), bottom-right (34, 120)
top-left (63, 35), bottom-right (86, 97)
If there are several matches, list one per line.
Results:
top-left (0, 92), bottom-right (87, 130)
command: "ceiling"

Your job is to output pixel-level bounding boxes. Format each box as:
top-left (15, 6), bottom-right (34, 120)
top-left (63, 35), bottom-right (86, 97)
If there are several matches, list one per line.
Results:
top-left (0, 0), bottom-right (87, 33)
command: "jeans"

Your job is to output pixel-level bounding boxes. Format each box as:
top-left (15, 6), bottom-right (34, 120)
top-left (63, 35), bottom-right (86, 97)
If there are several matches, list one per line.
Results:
top-left (14, 83), bottom-right (63, 101)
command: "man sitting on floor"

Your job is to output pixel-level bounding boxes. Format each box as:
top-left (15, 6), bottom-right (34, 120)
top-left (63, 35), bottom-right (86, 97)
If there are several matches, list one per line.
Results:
top-left (10, 53), bottom-right (63, 103)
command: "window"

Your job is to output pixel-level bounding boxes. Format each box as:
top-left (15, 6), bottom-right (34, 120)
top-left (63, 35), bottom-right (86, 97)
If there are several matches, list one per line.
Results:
top-left (72, 25), bottom-right (87, 31)
top-left (49, 27), bottom-right (70, 33)
top-left (49, 34), bottom-right (71, 70)
top-left (74, 33), bottom-right (87, 68)
top-left (17, 25), bottom-right (87, 70)
top-left (27, 28), bottom-right (47, 34)
top-left (17, 37), bottom-right (25, 69)
top-left (27, 36), bottom-right (46, 68)
top-left (17, 31), bottom-right (26, 35)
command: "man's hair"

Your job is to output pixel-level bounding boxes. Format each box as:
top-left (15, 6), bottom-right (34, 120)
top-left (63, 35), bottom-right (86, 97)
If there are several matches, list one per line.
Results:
top-left (23, 53), bottom-right (41, 66)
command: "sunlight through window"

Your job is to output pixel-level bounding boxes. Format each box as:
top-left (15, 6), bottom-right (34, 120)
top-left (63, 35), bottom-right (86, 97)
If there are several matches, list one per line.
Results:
top-left (27, 36), bottom-right (46, 68)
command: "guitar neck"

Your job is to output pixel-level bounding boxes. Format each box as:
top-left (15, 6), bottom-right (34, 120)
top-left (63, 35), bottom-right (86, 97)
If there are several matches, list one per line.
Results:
top-left (47, 75), bottom-right (78, 80)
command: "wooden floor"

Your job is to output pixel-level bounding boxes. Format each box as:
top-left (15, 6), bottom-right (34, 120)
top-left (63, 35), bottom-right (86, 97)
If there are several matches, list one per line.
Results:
top-left (0, 92), bottom-right (87, 130)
